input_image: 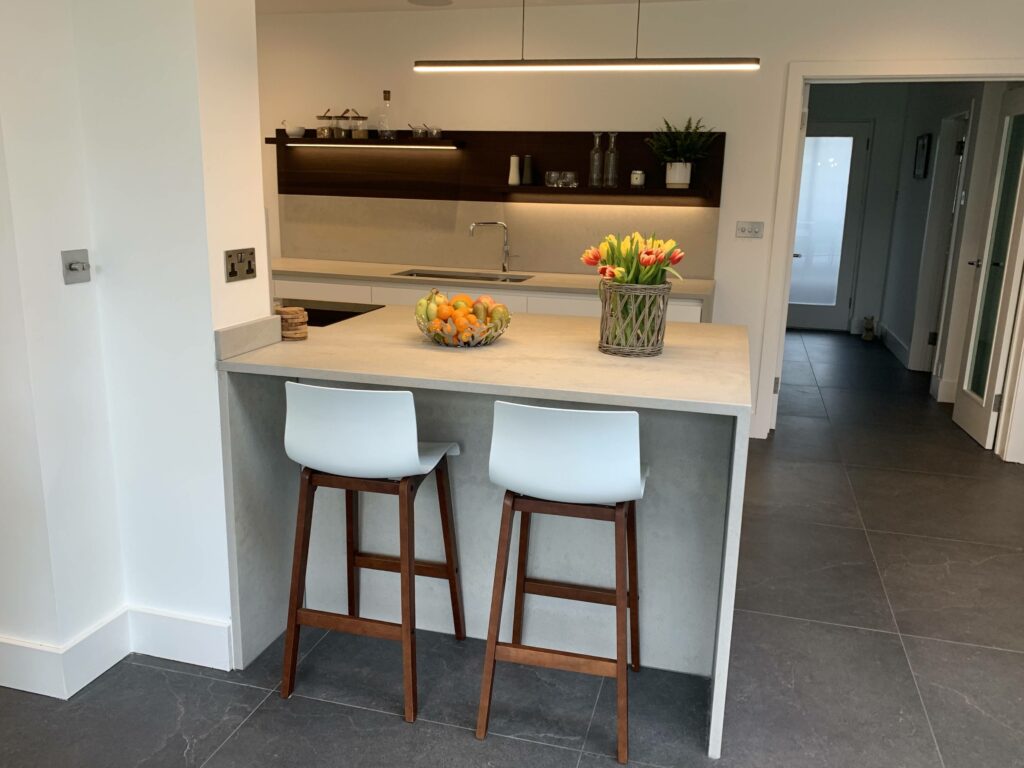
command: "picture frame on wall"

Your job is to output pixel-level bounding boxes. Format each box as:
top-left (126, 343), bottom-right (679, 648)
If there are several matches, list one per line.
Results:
top-left (914, 133), bottom-right (932, 179)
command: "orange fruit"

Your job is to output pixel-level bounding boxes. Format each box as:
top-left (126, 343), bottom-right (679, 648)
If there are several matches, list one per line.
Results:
top-left (453, 315), bottom-right (470, 332)
top-left (437, 303), bottom-right (453, 320)
top-left (428, 318), bottom-right (442, 332)
top-left (450, 293), bottom-right (473, 308)
top-left (466, 313), bottom-right (480, 326)
top-left (459, 330), bottom-right (473, 344)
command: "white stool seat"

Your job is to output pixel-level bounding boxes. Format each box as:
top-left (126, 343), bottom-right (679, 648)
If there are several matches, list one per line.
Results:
top-left (489, 401), bottom-right (646, 505)
top-left (285, 382), bottom-right (459, 479)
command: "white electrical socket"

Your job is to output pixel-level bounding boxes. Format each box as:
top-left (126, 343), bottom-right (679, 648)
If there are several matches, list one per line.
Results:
top-left (736, 221), bottom-right (765, 239)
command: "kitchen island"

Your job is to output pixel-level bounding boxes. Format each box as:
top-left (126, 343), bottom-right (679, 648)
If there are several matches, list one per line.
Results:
top-left (216, 305), bottom-right (749, 758)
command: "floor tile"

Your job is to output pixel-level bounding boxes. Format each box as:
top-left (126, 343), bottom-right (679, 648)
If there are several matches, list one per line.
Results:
top-left (744, 454), bottom-right (861, 527)
top-left (904, 636), bottom-right (1024, 768)
top-left (783, 335), bottom-right (807, 362)
top-left (708, 611), bottom-right (940, 768)
top-left (736, 517), bottom-right (895, 631)
top-left (777, 384), bottom-right (827, 418)
top-left (748, 415), bottom-right (840, 463)
top-left (870, 532), bottom-right (1024, 651)
top-left (812, 361), bottom-right (930, 392)
top-left (834, 421), bottom-right (1013, 478)
top-left (780, 360), bottom-right (816, 387)
top-left (820, 388), bottom-right (956, 430)
top-left (294, 629), bottom-right (602, 750)
top-left (849, 466), bottom-right (1024, 548)
top-left (205, 694), bottom-right (579, 768)
top-left (800, 334), bottom-right (900, 367)
top-left (584, 669), bottom-right (708, 767)
top-left (130, 628), bottom-right (327, 691)
top-left (0, 661), bottom-right (266, 768)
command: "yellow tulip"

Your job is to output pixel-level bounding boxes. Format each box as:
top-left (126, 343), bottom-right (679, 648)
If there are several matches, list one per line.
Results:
top-left (663, 239), bottom-right (677, 252)
top-left (606, 234), bottom-right (618, 247)
top-left (599, 241), bottom-right (610, 259)
top-left (620, 234), bottom-right (631, 251)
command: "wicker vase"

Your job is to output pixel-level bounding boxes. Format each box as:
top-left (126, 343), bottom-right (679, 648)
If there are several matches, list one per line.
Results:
top-left (598, 281), bottom-right (672, 357)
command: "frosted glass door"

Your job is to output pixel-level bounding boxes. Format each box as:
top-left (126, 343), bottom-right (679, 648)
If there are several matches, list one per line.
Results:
top-left (791, 137), bottom-right (854, 306)
top-left (787, 123), bottom-right (870, 331)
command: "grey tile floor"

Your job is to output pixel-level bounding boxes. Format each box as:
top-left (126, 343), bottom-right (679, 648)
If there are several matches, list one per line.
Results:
top-left (3, 331), bottom-right (1023, 767)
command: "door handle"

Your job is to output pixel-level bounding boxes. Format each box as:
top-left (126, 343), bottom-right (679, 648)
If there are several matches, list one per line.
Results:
top-left (792, 253), bottom-right (802, 258)
top-left (967, 260), bottom-right (981, 267)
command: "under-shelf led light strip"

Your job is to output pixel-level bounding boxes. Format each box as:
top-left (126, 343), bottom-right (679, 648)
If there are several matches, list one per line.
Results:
top-left (413, 1), bottom-right (759, 74)
top-left (285, 143), bottom-right (458, 150)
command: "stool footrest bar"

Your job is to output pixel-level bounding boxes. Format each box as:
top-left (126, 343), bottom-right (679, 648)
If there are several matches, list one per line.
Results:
top-left (514, 496), bottom-right (616, 522)
top-left (296, 608), bottom-right (402, 641)
top-left (353, 552), bottom-right (451, 580)
top-left (494, 642), bottom-right (616, 677)
top-left (524, 577), bottom-right (617, 606)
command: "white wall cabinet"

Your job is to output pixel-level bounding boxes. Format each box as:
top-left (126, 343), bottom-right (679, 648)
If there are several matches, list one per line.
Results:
top-left (274, 278), bottom-right (704, 322)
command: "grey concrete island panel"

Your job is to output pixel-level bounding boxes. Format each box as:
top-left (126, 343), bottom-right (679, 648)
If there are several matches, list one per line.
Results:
top-left (216, 306), bottom-right (750, 759)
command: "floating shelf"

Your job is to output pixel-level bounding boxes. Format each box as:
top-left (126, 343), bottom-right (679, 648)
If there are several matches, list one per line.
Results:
top-left (266, 129), bottom-right (725, 207)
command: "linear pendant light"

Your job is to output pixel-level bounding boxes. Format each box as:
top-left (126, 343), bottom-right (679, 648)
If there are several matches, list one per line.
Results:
top-left (414, 0), bottom-right (759, 74)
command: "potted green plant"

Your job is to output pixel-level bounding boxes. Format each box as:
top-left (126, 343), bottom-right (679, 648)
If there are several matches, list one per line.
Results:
top-left (645, 117), bottom-right (716, 189)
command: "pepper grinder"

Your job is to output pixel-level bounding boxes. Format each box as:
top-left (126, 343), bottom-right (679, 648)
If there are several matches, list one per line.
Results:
top-left (522, 154), bottom-right (534, 185)
top-left (508, 154), bottom-right (521, 186)
top-left (589, 132), bottom-right (604, 187)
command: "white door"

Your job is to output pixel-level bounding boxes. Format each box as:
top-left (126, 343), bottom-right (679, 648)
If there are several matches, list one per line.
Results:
top-left (953, 88), bottom-right (1024, 447)
top-left (787, 122), bottom-right (872, 331)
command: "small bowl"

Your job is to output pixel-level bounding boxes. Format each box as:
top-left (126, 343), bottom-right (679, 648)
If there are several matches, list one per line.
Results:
top-left (285, 125), bottom-right (306, 138)
top-left (410, 125), bottom-right (428, 139)
top-left (427, 126), bottom-right (443, 139)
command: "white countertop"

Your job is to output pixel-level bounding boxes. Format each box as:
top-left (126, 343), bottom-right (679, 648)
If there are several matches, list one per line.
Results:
top-left (218, 305), bottom-right (750, 417)
top-left (272, 258), bottom-right (716, 304)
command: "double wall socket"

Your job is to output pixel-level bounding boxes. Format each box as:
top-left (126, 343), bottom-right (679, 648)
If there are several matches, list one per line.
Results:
top-left (225, 248), bottom-right (257, 282)
top-left (735, 221), bottom-right (765, 239)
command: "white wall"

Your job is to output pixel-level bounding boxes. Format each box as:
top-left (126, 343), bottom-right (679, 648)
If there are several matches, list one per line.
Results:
top-left (879, 82), bottom-right (983, 364)
top-left (0, 0), bottom-right (126, 697)
top-left (255, 0), bottom-right (1024, 438)
top-left (195, 0), bottom-right (273, 329)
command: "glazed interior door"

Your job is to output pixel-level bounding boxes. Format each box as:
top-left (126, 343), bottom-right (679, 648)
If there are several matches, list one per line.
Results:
top-left (953, 88), bottom-right (1024, 448)
top-left (787, 122), bottom-right (871, 331)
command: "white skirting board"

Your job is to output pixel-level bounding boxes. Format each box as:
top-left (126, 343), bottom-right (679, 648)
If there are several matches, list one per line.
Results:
top-left (0, 607), bottom-right (232, 699)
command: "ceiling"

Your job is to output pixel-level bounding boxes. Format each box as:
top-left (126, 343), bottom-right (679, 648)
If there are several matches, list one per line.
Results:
top-left (256, 0), bottom-right (693, 15)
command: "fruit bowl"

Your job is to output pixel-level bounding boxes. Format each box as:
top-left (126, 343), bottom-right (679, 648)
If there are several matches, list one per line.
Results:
top-left (414, 289), bottom-right (511, 348)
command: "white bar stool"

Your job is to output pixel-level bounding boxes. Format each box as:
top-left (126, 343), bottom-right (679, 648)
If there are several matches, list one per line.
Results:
top-left (280, 382), bottom-right (465, 723)
top-left (476, 401), bottom-right (645, 765)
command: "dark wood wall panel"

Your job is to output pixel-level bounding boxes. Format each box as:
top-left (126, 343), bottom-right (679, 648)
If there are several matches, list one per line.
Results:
top-left (267, 129), bottom-right (725, 207)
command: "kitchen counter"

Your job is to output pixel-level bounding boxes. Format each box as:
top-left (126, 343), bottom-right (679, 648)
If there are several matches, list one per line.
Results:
top-left (216, 307), bottom-right (749, 759)
top-left (272, 257), bottom-right (716, 306)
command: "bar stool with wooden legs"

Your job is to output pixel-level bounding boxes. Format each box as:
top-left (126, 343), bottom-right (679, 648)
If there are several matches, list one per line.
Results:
top-left (476, 401), bottom-right (644, 765)
top-left (280, 382), bottom-right (466, 723)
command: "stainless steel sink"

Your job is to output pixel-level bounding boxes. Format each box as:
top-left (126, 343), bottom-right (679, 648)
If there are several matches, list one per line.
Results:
top-left (394, 269), bottom-right (533, 283)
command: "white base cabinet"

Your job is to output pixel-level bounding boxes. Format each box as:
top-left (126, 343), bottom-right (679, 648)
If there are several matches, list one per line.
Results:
top-left (274, 278), bottom-right (703, 323)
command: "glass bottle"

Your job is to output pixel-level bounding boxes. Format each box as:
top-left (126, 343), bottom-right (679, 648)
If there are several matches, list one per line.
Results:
top-left (377, 89), bottom-right (395, 139)
top-left (589, 132), bottom-right (604, 187)
top-left (603, 132), bottom-right (619, 188)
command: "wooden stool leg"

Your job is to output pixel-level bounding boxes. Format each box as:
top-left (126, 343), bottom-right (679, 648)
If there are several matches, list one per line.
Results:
top-left (435, 457), bottom-right (466, 640)
top-left (346, 489), bottom-right (360, 618)
top-left (476, 491), bottom-right (516, 740)
top-left (626, 501), bottom-right (640, 672)
top-left (281, 468), bottom-right (317, 699)
top-left (614, 502), bottom-right (630, 764)
top-left (511, 510), bottom-right (532, 645)
top-left (398, 478), bottom-right (418, 722)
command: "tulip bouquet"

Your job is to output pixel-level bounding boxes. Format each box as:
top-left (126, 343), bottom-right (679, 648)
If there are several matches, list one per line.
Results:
top-left (580, 232), bottom-right (685, 286)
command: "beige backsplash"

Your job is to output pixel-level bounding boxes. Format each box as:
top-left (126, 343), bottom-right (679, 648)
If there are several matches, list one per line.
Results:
top-left (279, 195), bottom-right (718, 279)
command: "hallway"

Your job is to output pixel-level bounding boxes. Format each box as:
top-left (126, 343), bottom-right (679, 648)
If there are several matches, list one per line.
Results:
top-left (739, 330), bottom-right (1024, 767)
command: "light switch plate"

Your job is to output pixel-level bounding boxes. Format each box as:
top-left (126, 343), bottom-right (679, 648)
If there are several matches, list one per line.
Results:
top-left (61, 249), bottom-right (91, 284)
top-left (736, 221), bottom-right (765, 239)
top-left (225, 248), bottom-right (257, 283)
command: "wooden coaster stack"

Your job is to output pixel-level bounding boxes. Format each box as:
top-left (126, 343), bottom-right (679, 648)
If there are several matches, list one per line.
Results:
top-left (275, 305), bottom-right (309, 341)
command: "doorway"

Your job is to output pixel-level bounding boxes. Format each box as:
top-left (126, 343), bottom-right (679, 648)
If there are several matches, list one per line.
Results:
top-left (787, 122), bottom-right (871, 332)
top-left (953, 86), bottom-right (1024, 447)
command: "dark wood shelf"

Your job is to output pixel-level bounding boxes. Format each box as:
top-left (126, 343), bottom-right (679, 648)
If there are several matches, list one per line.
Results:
top-left (265, 134), bottom-right (461, 150)
top-left (267, 129), bottom-right (724, 207)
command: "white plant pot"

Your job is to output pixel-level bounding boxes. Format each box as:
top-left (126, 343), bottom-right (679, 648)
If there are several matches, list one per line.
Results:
top-left (665, 162), bottom-right (692, 189)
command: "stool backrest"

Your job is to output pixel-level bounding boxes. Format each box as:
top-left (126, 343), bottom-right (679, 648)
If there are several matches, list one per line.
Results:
top-left (285, 382), bottom-right (422, 479)
top-left (489, 401), bottom-right (643, 504)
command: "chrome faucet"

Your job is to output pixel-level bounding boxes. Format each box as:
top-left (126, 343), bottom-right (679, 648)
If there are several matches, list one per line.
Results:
top-left (469, 221), bottom-right (511, 273)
